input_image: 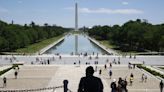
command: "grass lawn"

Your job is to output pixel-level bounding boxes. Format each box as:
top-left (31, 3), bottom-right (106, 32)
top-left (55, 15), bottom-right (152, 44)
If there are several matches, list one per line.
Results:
top-left (98, 40), bottom-right (115, 48)
top-left (98, 40), bottom-right (138, 55)
top-left (98, 40), bottom-right (124, 54)
top-left (16, 35), bottom-right (63, 54)
top-left (159, 67), bottom-right (164, 70)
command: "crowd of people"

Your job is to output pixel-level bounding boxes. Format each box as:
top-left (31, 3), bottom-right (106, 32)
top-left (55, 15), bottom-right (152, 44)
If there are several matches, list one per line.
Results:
top-left (95, 58), bottom-right (163, 92)
top-left (78, 66), bottom-right (164, 92)
top-left (110, 78), bottom-right (128, 92)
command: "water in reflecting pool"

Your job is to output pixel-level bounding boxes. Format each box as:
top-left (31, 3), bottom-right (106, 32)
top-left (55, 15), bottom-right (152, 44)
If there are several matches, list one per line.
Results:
top-left (44, 34), bottom-right (107, 54)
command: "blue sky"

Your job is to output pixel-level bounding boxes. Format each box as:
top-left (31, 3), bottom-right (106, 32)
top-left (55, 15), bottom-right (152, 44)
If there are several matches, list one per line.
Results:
top-left (0, 0), bottom-right (164, 27)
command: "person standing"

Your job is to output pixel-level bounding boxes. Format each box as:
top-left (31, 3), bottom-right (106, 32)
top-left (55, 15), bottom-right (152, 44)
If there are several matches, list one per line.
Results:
top-left (95, 66), bottom-right (98, 72)
top-left (110, 79), bottom-right (117, 92)
top-left (122, 79), bottom-right (128, 92)
top-left (109, 70), bottom-right (112, 79)
top-left (117, 77), bottom-right (122, 92)
top-left (141, 74), bottom-right (145, 83)
top-left (59, 55), bottom-right (62, 59)
top-left (15, 71), bottom-right (18, 79)
top-left (104, 64), bottom-right (107, 69)
top-left (79, 60), bottom-right (81, 65)
top-left (160, 80), bottom-right (164, 92)
top-left (3, 77), bottom-right (7, 87)
top-left (128, 63), bottom-right (131, 69)
top-left (99, 69), bottom-right (102, 75)
top-left (133, 64), bottom-right (135, 69)
top-left (78, 66), bottom-right (103, 92)
top-left (144, 75), bottom-right (147, 83)
top-left (110, 62), bottom-right (112, 68)
top-left (47, 59), bottom-right (50, 64)
top-left (130, 73), bottom-right (134, 79)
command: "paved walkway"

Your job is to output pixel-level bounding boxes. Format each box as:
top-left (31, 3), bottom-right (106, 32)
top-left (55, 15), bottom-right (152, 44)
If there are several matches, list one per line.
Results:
top-left (0, 64), bottom-right (162, 92)
top-left (0, 65), bottom-right (58, 90)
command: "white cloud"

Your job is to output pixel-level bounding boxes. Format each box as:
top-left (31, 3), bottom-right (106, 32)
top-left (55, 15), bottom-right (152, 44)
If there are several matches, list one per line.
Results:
top-left (85, 8), bottom-right (144, 14)
top-left (122, 2), bottom-right (129, 5)
top-left (65, 7), bottom-right (143, 15)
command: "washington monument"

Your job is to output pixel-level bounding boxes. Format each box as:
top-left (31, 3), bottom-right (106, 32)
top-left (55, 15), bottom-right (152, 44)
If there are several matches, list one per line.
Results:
top-left (75, 3), bottom-right (78, 31)
top-left (75, 3), bottom-right (78, 55)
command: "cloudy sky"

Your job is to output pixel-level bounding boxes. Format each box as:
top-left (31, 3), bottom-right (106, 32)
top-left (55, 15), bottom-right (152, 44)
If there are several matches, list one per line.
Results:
top-left (0, 0), bottom-right (164, 27)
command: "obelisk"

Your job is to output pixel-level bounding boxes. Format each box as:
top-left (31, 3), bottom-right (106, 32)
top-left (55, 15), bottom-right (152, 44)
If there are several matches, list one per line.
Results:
top-left (75, 3), bottom-right (78, 55)
top-left (75, 3), bottom-right (78, 31)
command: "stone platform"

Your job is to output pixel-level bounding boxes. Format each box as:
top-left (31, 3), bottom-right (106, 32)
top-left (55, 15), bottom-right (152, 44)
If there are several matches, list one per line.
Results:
top-left (0, 65), bottom-right (161, 92)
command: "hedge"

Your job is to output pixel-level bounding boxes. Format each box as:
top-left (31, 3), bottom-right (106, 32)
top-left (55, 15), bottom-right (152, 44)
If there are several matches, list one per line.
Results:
top-left (0, 65), bottom-right (18, 76)
top-left (137, 65), bottom-right (164, 79)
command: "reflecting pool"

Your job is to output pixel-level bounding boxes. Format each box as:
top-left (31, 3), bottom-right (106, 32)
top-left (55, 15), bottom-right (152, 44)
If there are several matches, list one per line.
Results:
top-left (44, 34), bottom-right (108, 54)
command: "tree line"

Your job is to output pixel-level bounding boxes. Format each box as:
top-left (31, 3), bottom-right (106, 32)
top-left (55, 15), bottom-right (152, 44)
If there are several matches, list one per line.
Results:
top-left (0, 20), bottom-right (69, 52)
top-left (87, 19), bottom-right (164, 52)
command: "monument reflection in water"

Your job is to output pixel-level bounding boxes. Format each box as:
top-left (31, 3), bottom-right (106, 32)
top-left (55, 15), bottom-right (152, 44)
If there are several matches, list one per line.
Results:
top-left (44, 34), bottom-right (107, 55)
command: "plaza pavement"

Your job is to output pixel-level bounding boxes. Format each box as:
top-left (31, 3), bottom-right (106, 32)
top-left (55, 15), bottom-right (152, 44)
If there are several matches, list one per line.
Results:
top-left (0, 64), bottom-right (162, 92)
top-left (0, 65), bottom-right (58, 91)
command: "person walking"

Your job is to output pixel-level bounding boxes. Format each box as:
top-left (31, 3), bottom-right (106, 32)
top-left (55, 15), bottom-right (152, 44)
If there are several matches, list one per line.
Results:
top-left (78, 66), bottom-right (103, 92)
top-left (141, 74), bottom-right (145, 83)
top-left (160, 80), bottom-right (164, 92)
top-left (129, 77), bottom-right (133, 86)
top-left (109, 70), bottom-right (112, 79)
top-left (130, 73), bottom-right (134, 86)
